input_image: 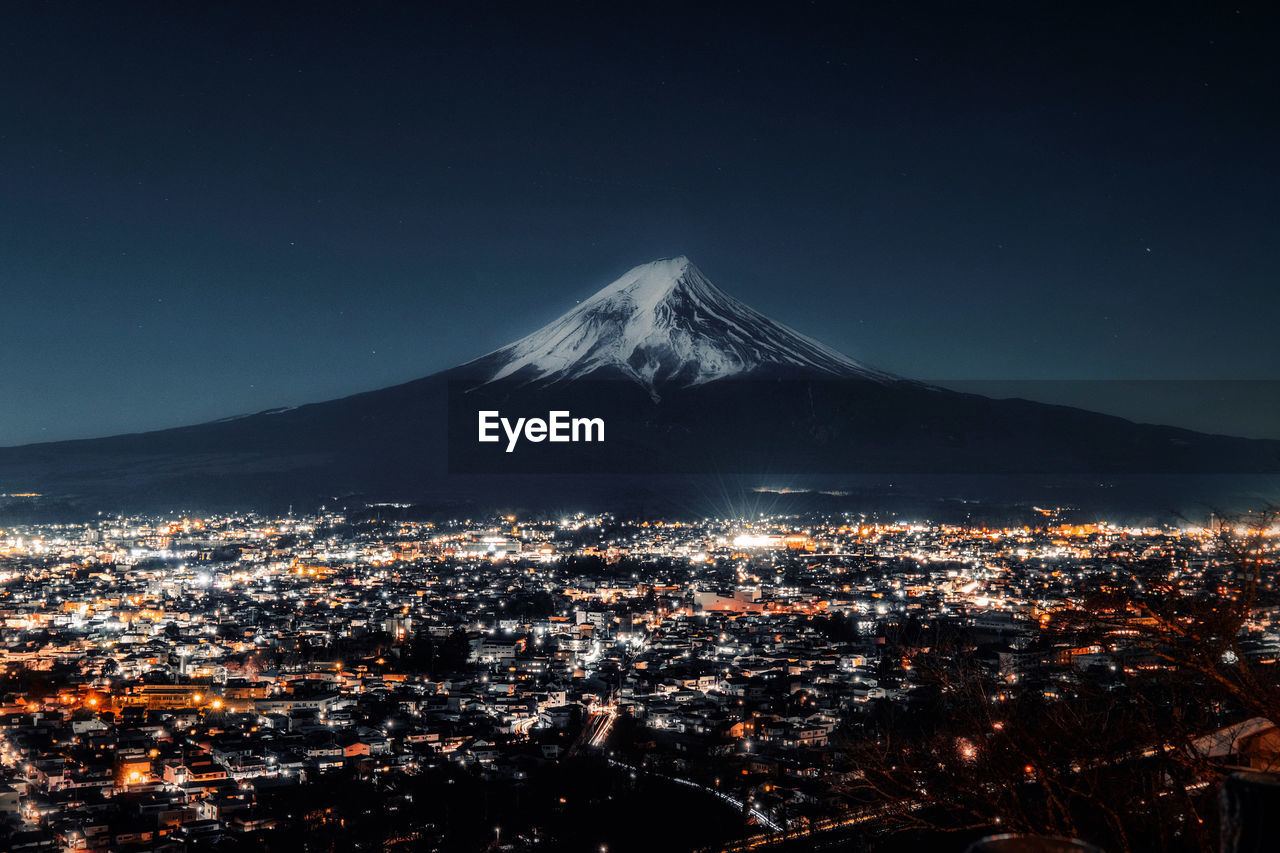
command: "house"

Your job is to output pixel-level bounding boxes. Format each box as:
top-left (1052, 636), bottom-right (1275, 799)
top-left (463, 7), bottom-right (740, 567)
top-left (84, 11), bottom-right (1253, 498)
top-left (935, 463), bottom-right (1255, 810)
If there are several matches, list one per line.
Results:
top-left (0, 783), bottom-right (22, 820)
top-left (162, 755), bottom-right (227, 786)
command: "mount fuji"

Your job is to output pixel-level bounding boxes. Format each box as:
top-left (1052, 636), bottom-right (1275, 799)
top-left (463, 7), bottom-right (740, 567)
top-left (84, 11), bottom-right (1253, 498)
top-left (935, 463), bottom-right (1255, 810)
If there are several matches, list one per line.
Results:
top-left (0, 257), bottom-right (1277, 516)
top-left (464, 257), bottom-right (893, 395)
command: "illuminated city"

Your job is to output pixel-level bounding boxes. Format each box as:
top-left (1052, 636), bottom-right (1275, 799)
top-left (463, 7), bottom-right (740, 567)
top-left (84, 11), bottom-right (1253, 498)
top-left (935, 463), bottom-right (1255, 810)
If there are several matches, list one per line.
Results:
top-left (1, 508), bottom-right (1276, 850)
top-left (3, 3), bottom-right (1278, 851)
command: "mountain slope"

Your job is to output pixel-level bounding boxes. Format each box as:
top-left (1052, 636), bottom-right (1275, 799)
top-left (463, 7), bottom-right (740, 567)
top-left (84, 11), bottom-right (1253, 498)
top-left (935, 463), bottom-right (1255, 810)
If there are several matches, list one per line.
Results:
top-left (0, 256), bottom-right (1277, 515)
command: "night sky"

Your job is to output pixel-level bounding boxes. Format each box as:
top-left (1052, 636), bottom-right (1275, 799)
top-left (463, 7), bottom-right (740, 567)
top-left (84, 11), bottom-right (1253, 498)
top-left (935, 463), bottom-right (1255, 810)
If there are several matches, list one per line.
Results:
top-left (2, 2), bottom-right (1277, 445)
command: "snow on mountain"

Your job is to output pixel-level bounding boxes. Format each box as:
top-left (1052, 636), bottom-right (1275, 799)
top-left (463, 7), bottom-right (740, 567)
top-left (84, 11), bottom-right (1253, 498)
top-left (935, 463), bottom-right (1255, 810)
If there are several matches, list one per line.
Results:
top-left (468, 256), bottom-right (893, 394)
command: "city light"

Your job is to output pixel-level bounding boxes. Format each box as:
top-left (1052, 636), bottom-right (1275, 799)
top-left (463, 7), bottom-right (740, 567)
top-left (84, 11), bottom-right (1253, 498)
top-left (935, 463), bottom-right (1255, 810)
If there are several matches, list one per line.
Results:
top-left (0, 507), bottom-right (1271, 849)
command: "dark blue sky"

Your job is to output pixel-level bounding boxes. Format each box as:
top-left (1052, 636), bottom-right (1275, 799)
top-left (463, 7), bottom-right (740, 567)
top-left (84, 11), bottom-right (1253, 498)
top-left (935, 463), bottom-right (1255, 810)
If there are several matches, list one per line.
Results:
top-left (1, 2), bottom-right (1277, 445)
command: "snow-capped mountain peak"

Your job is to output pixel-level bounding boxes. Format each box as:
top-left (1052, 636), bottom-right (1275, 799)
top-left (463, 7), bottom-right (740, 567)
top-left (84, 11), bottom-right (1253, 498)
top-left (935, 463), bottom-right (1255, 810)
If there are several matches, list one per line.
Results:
top-left (468, 257), bottom-right (892, 393)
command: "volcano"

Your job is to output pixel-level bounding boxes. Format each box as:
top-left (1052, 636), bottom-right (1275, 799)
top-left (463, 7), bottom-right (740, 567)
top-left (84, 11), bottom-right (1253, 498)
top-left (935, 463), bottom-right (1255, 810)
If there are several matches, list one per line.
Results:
top-left (1, 257), bottom-right (1277, 516)
top-left (464, 257), bottom-right (893, 395)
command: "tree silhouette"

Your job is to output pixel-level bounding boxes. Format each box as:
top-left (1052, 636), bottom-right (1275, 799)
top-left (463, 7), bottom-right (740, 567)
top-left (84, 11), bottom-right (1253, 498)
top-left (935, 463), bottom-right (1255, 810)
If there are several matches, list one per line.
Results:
top-left (842, 510), bottom-right (1279, 853)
